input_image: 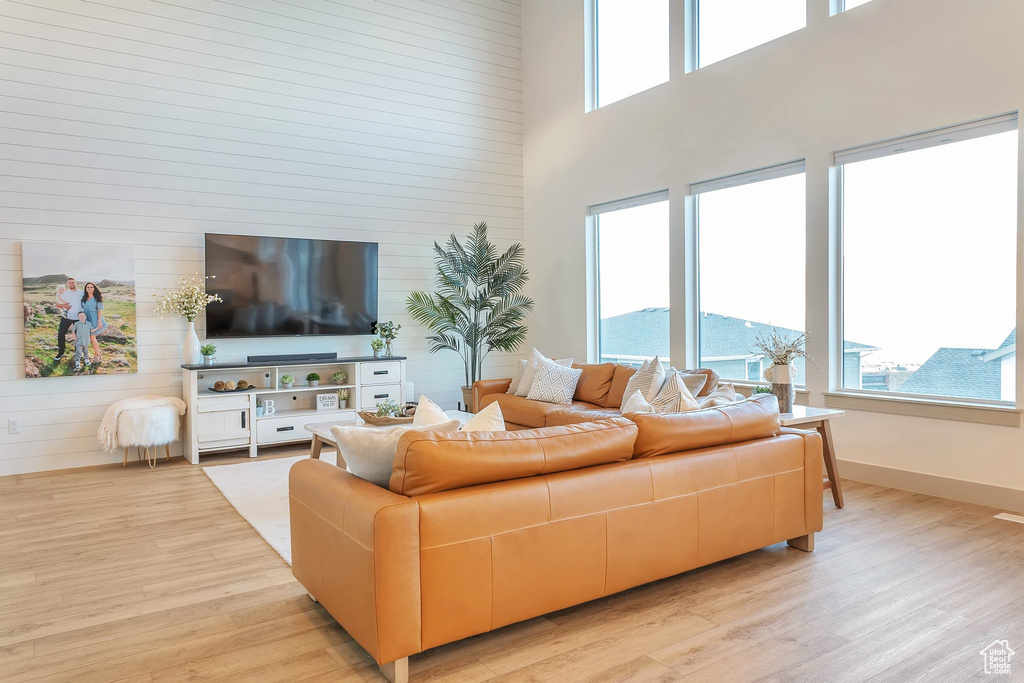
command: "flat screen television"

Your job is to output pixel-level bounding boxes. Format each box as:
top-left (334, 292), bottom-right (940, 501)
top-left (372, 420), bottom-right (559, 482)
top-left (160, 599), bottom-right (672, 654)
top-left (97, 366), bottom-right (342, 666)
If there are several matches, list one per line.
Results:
top-left (204, 234), bottom-right (378, 338)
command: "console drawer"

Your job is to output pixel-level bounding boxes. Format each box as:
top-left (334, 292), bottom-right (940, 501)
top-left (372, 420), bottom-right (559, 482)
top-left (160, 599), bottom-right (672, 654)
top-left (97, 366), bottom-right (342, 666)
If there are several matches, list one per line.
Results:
top-left (256, 415), bottom-right (313, 445)
top-left (360, 384), bottom-right (402, 410)
top-left (360, 361), bottom-right (402, 386)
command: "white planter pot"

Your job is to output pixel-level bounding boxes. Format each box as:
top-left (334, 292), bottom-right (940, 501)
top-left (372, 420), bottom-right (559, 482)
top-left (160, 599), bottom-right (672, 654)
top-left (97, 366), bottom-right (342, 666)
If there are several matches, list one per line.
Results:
top-left (182, 321), bottom-right (202, 365)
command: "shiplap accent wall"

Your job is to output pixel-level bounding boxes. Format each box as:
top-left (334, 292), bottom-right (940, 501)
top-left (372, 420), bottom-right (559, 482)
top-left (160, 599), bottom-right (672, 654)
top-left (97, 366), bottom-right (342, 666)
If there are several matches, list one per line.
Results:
top-left (0, 0), bottom-right (523, 475)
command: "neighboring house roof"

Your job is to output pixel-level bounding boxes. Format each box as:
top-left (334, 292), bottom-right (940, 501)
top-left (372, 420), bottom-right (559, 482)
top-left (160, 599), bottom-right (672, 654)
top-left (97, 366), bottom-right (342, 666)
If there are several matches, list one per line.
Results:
top-left (600, 308), bottom-right (874, 359)
top-left (983, 328), bottom-right (1016, 362)
top-left (897, 347), bottom-right (1002, 400)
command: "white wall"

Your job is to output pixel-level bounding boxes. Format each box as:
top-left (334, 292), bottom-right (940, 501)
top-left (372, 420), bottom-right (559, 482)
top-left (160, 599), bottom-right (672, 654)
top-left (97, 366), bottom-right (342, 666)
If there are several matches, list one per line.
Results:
top-left (521, 0), bottom-right (1024, 493)
top-left (0, 0), bottom-right (522, 475)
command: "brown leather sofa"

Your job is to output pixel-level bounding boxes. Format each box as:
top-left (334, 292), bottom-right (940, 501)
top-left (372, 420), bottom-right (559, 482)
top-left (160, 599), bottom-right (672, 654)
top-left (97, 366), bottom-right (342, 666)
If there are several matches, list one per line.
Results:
top-left (289, 394), bottom-right (823, 682)
top-left (472, 362), bottom-right (721, 428)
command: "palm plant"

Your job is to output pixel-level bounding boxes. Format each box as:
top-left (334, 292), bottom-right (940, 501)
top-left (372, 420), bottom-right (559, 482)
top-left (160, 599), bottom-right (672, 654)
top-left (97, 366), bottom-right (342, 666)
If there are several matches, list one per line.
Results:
top-left (406, 222), bottom-right (534, 389)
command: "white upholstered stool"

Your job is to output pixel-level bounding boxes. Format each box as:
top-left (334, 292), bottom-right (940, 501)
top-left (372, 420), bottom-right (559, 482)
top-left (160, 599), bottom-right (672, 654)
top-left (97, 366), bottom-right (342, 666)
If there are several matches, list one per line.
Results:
top-left (98, 396), bottom-right (186, 468)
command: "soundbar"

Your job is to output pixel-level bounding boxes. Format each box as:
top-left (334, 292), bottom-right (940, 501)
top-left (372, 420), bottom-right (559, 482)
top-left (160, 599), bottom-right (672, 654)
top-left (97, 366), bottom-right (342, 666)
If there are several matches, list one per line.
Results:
top-left (246, 352), bottom-right (338, 364)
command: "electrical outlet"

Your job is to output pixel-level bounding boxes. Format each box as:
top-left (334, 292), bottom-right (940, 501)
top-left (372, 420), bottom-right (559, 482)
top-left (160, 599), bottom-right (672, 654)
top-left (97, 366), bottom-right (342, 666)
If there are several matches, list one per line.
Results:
top-left (8, 418), bottom-right (21, 435)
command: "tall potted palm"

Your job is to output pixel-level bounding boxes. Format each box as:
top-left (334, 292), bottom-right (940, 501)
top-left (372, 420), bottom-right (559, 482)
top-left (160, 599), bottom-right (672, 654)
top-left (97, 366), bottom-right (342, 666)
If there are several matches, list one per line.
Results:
top-left (406, 222), bottom-right (534, 410)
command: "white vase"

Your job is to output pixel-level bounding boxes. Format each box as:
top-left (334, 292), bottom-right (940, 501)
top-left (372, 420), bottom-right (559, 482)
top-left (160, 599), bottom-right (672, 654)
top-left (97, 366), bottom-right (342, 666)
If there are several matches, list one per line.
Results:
top-left (182, 321), bottom-right (202, 365)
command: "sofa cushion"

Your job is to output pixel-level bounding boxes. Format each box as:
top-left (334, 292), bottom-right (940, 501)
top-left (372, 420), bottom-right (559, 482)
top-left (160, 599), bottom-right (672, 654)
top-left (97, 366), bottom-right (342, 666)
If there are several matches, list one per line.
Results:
top-left (572, 363), bottom-right (617, 406)
top-left (628, 394), bottom-right (780, 459)
top-left (480, 393), bottom-right (598, 428)
top-left (389, 418), bottom-right (639, 496)
top-left (545, 407), bottom-right (622, 427)
top-left (605, 364), bottom-right (638, 409)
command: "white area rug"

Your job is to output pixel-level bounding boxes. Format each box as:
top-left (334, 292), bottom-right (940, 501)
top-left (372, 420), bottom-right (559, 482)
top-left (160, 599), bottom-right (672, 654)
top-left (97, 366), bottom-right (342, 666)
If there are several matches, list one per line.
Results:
top-left (203, 452), bottom-right (337, 564)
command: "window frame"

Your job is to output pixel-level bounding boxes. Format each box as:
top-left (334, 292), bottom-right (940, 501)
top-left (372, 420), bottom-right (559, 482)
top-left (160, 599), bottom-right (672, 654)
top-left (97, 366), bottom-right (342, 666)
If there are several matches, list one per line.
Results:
top-left (830, 113), bottom-right (1019, 409)
top-left (690, 160), bottom-right (807, 385)
top-left (687, 0), bottom-right (806, 72)
top-left (588, 190), bottom-right (670, 364)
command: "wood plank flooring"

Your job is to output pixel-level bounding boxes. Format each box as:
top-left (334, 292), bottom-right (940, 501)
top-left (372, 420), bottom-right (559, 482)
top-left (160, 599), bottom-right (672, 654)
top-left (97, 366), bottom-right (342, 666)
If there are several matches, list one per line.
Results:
top-left (2, 448), bottom-right (1024, 682)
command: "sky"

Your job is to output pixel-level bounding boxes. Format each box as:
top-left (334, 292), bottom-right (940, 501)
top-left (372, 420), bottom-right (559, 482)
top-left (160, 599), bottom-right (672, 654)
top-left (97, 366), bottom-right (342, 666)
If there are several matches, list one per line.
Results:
top-left (21, 241), bottom-right (136, 283)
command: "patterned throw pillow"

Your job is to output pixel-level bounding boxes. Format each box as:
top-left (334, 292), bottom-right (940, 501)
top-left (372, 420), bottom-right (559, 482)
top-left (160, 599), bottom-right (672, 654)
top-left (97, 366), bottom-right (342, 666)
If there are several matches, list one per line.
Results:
top-left (516, 348), bottom-right (573, 397)
top-left (651, 371), bottom-right (701, 414)
top-left (526, 358), bottom-right (583, 405)
top-left (621, 356), bottom-right (666, 403)
top-left (507, 359), bottom-right (528, 394)
top-left (620, 389), bottom-right (655, 414)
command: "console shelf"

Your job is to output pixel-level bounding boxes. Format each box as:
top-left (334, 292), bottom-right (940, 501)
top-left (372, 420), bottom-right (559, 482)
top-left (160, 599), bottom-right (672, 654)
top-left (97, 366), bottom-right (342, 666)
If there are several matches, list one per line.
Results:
top-left (181, 357), bottom-right (406, 464)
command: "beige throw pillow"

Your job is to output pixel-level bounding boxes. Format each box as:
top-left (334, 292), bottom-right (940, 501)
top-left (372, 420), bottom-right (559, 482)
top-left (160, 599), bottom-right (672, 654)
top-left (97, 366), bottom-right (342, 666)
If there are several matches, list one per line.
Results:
top-left (461, 401), bottom-right (505, 431)
top-left (651, 371), bottom-right (701, 413)
top-left (621, 389), bottom-right (656, 414)
top-left (526, 358), bottom-right (583, 405)
top-left (331, 419), bottom-right (461, 487)
top-left (666, 367), bottom-right (708, 397)
top-left (699, 383), bottom-right (741, 408)
top-left (622, 357), bottom-right (666, 403)
top-left (515, 348), bottom-right (573, 397)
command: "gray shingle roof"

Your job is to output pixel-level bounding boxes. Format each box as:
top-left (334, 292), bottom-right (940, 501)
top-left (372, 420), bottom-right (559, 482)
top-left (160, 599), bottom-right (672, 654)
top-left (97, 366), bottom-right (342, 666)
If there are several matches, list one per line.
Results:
top-left (600, 308), bottom-right (872, 359)
top-left (896, 347), bottom-right (1002, 400)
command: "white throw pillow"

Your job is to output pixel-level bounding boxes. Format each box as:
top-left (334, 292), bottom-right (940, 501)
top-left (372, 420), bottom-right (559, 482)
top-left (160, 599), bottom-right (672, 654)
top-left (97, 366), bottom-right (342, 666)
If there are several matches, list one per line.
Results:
top-left (526, 358), bottom-right (583, 405)
top-left (621, 389), bottom-right (656, 414)
top-left (515, 348), bottom-right (573, 397)
top-left (331, 419), bottom-right (461, 487)
top-left (461, 401), bottom-right (505, 431)
top-left (698, 383), bottom-right (741, 409)
top-left (622, 357), bottom-right (666, 403)
top-left (651, 371), bottom-right (701, 414)
top-left (506, 359), bottom-right (528, 394)
top-left (412, 395), bottom-right (448, 427)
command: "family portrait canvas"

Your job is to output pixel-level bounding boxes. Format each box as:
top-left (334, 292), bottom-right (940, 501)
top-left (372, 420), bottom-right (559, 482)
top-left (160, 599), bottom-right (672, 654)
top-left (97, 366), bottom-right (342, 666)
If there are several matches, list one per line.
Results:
top-left (22, 241), bottom-right (137, 378)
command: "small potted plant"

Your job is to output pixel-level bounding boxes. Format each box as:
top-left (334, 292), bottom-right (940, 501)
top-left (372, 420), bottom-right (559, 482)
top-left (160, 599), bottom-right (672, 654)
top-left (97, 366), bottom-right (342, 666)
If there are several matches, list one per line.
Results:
top-left (306, 372), bottom-right (320, 387)
top-left (751, 386), bottom-right (772, 395)
top-left (374, 321), bottom-right (401, 357)
top-left (370, 338), bottom-right (384, 358)
top-left (375, 398), bottom-right (401, 417)
top-left (280, 374), bottom-right (294, 389)
top-left (338, 388), bottom-right (350, 408)
top-left (332, 371), bottom-right (347, 385)
top-left (200, 343), bottom-right (217, 365)
top-left (255, 395), bottom-right (265, 417)
top-left (751, 329), bottom-right (815, 413)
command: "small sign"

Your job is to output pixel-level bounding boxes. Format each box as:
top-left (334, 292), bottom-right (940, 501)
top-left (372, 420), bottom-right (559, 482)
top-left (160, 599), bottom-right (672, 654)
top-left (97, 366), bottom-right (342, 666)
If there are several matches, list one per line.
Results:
top-left (316, 393), bottom-right (339, 411)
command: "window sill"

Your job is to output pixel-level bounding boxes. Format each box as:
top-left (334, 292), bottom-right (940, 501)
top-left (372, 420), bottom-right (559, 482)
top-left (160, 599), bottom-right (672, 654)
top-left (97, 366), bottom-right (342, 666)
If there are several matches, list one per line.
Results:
top-left (823, 391), bottom-right (1021, 427)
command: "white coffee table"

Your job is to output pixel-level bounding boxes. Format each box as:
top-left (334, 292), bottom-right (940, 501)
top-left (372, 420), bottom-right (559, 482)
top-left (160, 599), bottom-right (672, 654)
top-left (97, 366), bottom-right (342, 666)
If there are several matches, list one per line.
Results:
top-left (304, 410), bottom-right (474, 467)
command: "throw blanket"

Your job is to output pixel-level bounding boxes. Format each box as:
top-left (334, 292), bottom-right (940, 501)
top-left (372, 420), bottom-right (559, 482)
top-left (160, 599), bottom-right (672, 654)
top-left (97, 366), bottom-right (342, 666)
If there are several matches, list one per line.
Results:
top-left (98, 395), bottom-right (187, 452)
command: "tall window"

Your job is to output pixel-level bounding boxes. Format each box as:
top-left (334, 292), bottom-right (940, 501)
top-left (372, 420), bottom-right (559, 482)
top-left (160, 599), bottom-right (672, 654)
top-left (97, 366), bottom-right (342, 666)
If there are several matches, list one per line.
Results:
top-left (697, 0), bottom-right (805, 68)
top-left (694, 164), bottom-right (806, 382)
top-left (837, 0), bottom-right (873, 12)
top-left (595, 0), bottom-right (669, 108)
top-left (839, 117), bottom-right (1018, 402)
top-left (593, 195), bottom-right (670, 365)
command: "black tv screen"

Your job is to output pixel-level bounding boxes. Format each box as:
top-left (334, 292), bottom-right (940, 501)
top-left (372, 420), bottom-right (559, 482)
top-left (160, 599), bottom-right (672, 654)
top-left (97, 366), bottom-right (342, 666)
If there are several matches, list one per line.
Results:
top-left (204, 234), bottom-right (378, 338)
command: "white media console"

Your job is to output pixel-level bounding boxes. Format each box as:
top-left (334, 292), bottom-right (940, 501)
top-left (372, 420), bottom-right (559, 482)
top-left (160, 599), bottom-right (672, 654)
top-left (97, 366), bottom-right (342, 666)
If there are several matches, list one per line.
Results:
top-left (180, 356), bottom-right (406, 464)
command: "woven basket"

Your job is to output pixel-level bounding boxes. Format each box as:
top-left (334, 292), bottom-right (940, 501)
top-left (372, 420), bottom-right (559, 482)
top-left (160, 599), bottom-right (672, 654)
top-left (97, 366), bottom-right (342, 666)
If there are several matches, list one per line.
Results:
top-left (357, 411), bottom-right (414, 426)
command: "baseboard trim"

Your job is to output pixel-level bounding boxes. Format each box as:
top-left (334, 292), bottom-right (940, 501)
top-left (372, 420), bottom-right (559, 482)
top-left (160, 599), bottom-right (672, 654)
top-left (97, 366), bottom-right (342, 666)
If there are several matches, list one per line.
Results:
top-left (838, 459), bottom-right (1024, 515)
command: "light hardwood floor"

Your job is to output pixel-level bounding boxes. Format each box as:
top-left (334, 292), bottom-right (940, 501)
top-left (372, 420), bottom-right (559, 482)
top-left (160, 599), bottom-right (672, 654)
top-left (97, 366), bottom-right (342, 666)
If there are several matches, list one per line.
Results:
top-left (2, 448), bottom-right (1024, 682)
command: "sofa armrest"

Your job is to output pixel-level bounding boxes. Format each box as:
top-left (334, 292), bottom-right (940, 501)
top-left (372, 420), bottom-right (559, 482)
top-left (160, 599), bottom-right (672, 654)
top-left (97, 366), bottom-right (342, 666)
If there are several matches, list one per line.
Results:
top-left (289, 459), bottom-right (421, 665)
top-left (472, 378), bottom-right (512, 412)
top-left (780, 427), bottom-right (824, 534)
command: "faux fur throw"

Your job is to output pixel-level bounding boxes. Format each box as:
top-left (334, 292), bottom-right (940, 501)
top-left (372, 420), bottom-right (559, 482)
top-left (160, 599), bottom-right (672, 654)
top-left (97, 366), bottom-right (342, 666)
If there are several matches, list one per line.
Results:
top-left (98, 395), bottom-right (187, 452)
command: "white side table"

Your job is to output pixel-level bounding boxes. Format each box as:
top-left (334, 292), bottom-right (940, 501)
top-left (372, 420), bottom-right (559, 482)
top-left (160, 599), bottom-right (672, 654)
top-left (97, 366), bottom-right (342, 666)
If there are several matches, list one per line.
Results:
top-left (780, 406), bottom-right (846, 508)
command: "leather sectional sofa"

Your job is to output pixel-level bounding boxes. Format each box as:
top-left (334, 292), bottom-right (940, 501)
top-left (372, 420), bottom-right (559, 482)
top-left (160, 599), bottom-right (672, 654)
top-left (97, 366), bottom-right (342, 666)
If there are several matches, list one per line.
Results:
top-left (472, 363), bottom-right (721, 429)
top-left (289, 385), bottom-right (824, 683)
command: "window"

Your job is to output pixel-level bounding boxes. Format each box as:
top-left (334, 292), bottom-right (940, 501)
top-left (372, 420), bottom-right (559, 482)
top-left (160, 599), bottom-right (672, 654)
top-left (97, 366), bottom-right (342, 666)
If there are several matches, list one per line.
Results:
top-left (696, 0), bottom-right (805, 68)
top-left (838, 116), bottom-right (1018, 402)
top-left (592, 194), bottom-right (670, 365)
top-left (693, 163), bottom-right (806, 382)
top-left (594, 0), bottom-right (669, 108)
top-left (837, 0), bottom-right (873, 12)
